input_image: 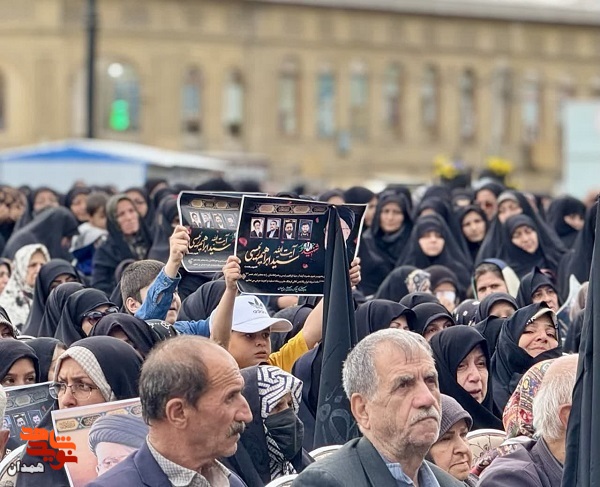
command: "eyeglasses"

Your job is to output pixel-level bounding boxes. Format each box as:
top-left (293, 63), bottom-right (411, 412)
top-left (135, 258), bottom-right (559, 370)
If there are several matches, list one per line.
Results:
top-left (49, 381), bottom-right (100, 400)
top-left (83, 306), bottom-right (119, 327)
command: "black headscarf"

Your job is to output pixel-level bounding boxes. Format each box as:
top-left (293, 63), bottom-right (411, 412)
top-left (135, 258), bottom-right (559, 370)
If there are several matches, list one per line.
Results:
top-left (374, 265), bottom-right (417, 302)
top-left (270, 305), bottom-right (314, 353)
top-left (427, 265), bottom-right (461, 297)
top-left (476, 190), bottom-right (565, 265)
top-left (54, 288), bottom-right (114, 346)
top-left (396, 214), bottom-right (472, 290)
top-left (491, 302), bottom-right (562, 412)
top-left (354, 299), bottom-right (416, 340)
top-left (148, 195), bottom-right (178, 263)
top-left (473, 316), bottom-right (505, 357)
top-left (34, 282), bottom-right (86, 338)
top-left (498, 214), bottom-right (564, 278)
top-left (558, 200), bottom-right (598, 300)
top-left (476, 292), bottom-right (518, 322)
top-left (91, 194), bottom-right (152, 295)
top-left (399, 292), bottom-right (439, 309)
top-left (430, 327), bottom-right (503, 430)
top-left (24, 338), bottom-right (64, 382)
top-left (343, 186), bottom-right (375, 205)
top-left (64, 186), bottom-right (91, 224)
top-left (358, 192), bottom-right (413, 296)
top-left (411, 302), bottom-right (455, 336)
top-left (124, 186), bottom-right (155, 229)
top-left (546, 195), bottom-right (586, 248)
top-left (0, 339), bottom-right (40, 383)
top-left (456, 205), bottom-right (489, 262)
top-left (2, 207), bottom-right (79, 260)
top-left (516, 267), bottom-right (559, 308)
top-left (452, 299), bottom-right (480, 327)
top-left (90, 313), bottom-right (161, 358)
top-left (22, 259), bottom-right (81, 335)
top-left (178, 279), bottom-right (226, 321)
top-left (414, 196), bottom-right (471, 259)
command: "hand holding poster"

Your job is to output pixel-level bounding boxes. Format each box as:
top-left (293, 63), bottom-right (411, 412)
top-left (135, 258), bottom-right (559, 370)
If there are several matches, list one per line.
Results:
top-left (177, 192), bottom-right (241, 273)
top-left (235, 196), bottom-right (366, 295)
top-left (51, 398), bottom-right (145, 487)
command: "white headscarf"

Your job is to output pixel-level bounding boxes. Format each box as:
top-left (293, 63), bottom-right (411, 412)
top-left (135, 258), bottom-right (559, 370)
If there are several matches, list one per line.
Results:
top-left (0, 244), bottom-right (49, 329)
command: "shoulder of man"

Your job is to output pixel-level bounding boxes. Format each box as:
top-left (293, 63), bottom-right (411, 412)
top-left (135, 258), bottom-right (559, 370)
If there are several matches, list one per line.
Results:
top-left (85, 455), bottom-right (143, 487)
top-left (478, 443), bottom-right (545, 487)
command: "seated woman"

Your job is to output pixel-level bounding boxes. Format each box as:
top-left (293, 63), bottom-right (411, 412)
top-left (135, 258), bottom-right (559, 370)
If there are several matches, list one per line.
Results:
top-left (490, 303), bottom-right (562, 412)
top-left (221, 365), bottom-right (314, 486)
top-left (0, 244), bottom-right (50, 330)
top-left (53, 288), bottom-right (118, 346)
top-left (354, 299), bottom-right (416, 340)
top-left (411, 302), bottom-right (455, 342)
top-left (16, 336), bottom-right (143, 487)
top-left (427, 394), bottom-right (479, 487)
top-left (430, 326), bottom-right (503, 430)
top-left (0, 339), bottom-right (39, 387)
top-left (476, 292), bottom-right (518, 322)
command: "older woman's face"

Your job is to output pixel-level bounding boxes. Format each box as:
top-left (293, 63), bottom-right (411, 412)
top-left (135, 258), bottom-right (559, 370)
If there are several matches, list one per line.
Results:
top-left (498, 200), bottom-right (522, 223)
top-left (456, 345), bottom-right (488, 403)
top-left (518, 315), bottom-right (558, 358)
top-left (428, 419), bottom-right (472, 481)
top-left (25, 251), bottom-right (47, 287)
top-left (55, 357), bottom-right (106, 409)
top-left (115, 200), bottom-right (140, 236)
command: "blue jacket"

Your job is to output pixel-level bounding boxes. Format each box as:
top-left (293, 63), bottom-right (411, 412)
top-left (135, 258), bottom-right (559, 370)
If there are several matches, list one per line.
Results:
top-left (86, 441), bottom-right (247, 487)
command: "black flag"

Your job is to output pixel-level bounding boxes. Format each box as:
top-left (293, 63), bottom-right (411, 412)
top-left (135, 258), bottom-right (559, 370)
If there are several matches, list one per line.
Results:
top-left (313, 207), bottom-right (359, 448)
top-left (562, 201), bottom-right (600, 487)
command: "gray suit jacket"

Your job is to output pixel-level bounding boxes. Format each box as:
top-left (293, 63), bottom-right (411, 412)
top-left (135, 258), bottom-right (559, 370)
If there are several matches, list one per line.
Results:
top-left (292, 437), bottom-right (464, 487)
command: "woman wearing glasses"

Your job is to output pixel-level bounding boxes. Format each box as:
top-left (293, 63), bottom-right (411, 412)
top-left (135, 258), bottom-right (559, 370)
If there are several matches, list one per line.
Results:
top-left (16, 336), bottom-right (143, 487)
top-left (53, 288), bottom-right (118, 346)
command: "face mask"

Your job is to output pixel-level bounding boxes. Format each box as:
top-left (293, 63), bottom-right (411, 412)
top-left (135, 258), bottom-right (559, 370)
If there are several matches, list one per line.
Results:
top-left (264, 408), bottom-right (304, 461)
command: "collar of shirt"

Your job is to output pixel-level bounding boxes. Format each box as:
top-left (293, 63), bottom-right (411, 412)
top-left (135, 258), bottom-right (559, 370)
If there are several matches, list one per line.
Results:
top-left (147, 438), bottom-right (230, 487)
top-left (378, 452), bottom-right (441, 487)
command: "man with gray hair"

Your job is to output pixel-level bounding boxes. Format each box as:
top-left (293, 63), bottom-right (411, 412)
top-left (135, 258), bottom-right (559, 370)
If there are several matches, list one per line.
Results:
top-left (293, 329), bottom-right (463, 486)
top-left (480, 354), bottom-right (578, 487)
top-left (88, 336), bottom-right (251, 487)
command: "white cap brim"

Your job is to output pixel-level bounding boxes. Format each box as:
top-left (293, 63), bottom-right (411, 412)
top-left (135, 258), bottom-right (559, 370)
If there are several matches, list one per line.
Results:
top-left (232, 317), bottom-right (293, 334)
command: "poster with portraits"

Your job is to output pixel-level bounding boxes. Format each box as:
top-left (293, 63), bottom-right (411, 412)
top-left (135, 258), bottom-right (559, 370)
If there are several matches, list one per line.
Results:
top-left (177, 192), bottom-right (242, 273)
top-left (51, 398), bottom-right (145, 487)
top-left (3, 382), bottom-right (54, 452)
top-left (235, 196), bottom-right (366, 295)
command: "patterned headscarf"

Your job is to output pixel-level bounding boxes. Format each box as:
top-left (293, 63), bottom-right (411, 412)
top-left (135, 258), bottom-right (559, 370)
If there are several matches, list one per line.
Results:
top-left (0, 244), bottom-right (49, 329)
top-left (256, 365), bottom-right (303, 479)
top-left (502, 358), bottom-right (555, 438)
top-left (406, 269), bottom-right (431, 294)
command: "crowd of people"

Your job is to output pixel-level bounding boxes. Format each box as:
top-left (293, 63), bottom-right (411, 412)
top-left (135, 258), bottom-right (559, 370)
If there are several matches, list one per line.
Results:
top-left (0, 175), bottom-right (595, 486)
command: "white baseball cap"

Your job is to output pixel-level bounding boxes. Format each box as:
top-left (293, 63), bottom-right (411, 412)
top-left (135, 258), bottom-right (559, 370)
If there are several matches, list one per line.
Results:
top-left (210, 295), bottom-right (293, 334)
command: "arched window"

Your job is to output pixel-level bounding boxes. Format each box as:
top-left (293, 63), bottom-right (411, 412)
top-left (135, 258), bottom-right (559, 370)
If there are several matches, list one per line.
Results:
top-left (383, 63), bottom-right (402, 137)
top-left (459, 69), bottom-right (476, 141)
top-left (421, 64), bottom-right (439, 137)
top-left (491, 65), bottom-right (512, 146)
top-left (182, 66), bottom-right (202, 137)
top-left (278, 59), bottom-right (300, 136)
top-left (522, 73), bottom-right (542, 144)
top-left (223, 69), bottom-right (244, 138)
top-left (316, 64), bottom-right (335, 138)
top-left (349, 61), bottom-right (369, 140)
top-left (100, 62), bottom-right (141, 133)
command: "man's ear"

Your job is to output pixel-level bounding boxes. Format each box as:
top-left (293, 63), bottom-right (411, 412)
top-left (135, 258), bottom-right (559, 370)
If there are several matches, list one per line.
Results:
top-left (350, 393), bottom-right (371, 431)
top-left (125, 297), bottom-right (141, 314)
top-left (559, 403), bottom-right (572, 431)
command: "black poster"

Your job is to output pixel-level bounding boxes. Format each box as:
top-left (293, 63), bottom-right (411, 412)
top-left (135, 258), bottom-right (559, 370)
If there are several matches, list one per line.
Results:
top-left (3, 382), bottom-right (54, 452)
top-left (235, 196), bottom-right (366, 295)
top-left (177, 192), bottom-right (241, 273)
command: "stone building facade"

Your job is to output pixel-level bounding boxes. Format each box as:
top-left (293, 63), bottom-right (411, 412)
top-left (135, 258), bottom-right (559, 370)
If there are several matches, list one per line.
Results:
top-left (0, 0), bottom-right (599, 190)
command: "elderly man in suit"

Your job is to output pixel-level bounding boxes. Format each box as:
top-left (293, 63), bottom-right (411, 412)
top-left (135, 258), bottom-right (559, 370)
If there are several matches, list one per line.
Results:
top-left (88, 336), bottom-right (251, 487)
top-left (293, 329), bottom-right (463, 487)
